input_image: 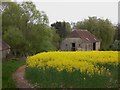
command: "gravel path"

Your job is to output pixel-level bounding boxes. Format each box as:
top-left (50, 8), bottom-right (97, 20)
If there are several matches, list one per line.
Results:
top-left (12, 65), bottom-right (35, 88)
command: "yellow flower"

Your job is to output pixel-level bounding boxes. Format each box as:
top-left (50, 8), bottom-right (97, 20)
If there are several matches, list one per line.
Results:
top-left (26, 51), bottom-right (118, 75)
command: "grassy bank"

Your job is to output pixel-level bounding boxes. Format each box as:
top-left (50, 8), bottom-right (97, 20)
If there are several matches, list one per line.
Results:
top-left (2, 59), bottom-right (25, 88)
top-left (25, 64), bottom-right (118, 88)
top-left (25, 67), bottom-right (111, 88)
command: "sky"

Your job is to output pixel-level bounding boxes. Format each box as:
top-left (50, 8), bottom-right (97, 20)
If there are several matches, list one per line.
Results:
top-left (33, 2), bottom-right (118, 25)
top-left (11, 0), bottom-right (118, 25)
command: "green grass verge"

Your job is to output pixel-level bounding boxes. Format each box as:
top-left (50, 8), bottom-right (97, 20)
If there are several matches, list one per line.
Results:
top-left (25, 66), bottom-right (118, 88)
top-left (2, 59), bottom-right (25, 88)
top-left (96, 63), bottom-right (119, 88)
top-left (0, 63), bottom-right (2, 90)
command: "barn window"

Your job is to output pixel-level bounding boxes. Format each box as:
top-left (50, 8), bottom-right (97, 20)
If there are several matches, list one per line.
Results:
top-left (66, 44), bottom-right (67, 46)
top-left (79, 44), bottom-right (80, 47)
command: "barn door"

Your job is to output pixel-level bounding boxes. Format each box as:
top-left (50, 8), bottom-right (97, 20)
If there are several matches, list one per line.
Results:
top-left (93, 43), bottom-right (96, 50)
top-left (72, 43), bottom-right (76, 51)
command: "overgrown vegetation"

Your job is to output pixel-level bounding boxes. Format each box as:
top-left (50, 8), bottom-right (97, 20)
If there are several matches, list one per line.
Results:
top-left (26, 67), bottom-right (112, 88)
top-left (25, 65), bottom-right (119, 88)
top-left (2, 59), bottom-right (25, 88)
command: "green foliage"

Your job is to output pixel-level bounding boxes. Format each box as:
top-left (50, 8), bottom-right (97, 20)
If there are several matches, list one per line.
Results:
top-left (20, 2), bottom-right (49, 25)
top-left (75, 17), bottom-right (116, 50)
top-left (115, 24), bottom-right (120, 40)
top-left (110, 40), bottom-right (120, 51)
top-left (2, 2), bottom-right (23, 34)
top-left (51, 21), bottom-right (71, 42)
top-left (3, 26), bottom-right (29, 53)
top-left (51, 28), bottom-right (60, 49)
top-left (2, 2), bottom-right (59, 55)
top-left (25, 65), bottom-right (118, 88)
top-left (27, 25), bottom-right (58, 54)
top-left (2, 59), bottom-right (25, 88)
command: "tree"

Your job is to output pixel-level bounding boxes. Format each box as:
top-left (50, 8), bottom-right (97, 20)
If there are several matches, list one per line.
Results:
top-left (2, 2), bottom-right (49, 34)
top-left (51, 21), bottom-right (71, 47)
top-left (3, 26), bottom-right (29, 55)
top-left (110, 40), bottom-right (120, 51)
top-left (116, 24), bottom-right (120, 40)
top-left (51, 27), bottom-right (60, 50)
top-left (75, 17), bottom-right (116, 50)
top-left (2, 2), bottom-right (23, 35)
top-left (2, 2), bottom-right (58, 56)
top-left (27, 24), bottom-right (58, 54)
top-left (20, 2), bottom-right (49, 25)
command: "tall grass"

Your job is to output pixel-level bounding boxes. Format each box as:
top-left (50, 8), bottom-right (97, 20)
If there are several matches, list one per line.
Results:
top-left (2, 59), bottom-right (25, 88)
top-left (25, 64), bottom-right (118, 88)
top-left (25, 51), bottom-right (119, 88)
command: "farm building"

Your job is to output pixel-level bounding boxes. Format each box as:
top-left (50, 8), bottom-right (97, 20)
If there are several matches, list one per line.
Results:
top-left (0, 40), bottom-right (11, 59)
top-left (60, 29), bottom-right (100, 51)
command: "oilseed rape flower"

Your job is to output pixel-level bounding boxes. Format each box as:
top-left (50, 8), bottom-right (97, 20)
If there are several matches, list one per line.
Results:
top-left (26, 51), bottom-right (118, 75)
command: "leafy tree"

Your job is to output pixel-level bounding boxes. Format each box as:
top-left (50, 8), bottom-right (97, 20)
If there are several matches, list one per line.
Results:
top-left (75, 17), bottom-right (115, 50)
top-left (2, 2), bottom-right (49, 34)
top-left (3, 26), bottom-right (29, 55)
top-left (110, 24), bottom-right (120, 51)
top-left (2, 2), bottom-right (58, 56)
top-left (116, 24), bottom-right (120, 40)
top-left (51, 27), bottom-right (60, 50)
top-left (27, 24), bottom-right (58, 54)
top-left (2, 2), bottom-right (23, 35)
top-left (110, 40), bottom-right (120, 51)
top-left (51, 21), bottom-right (71, 46)
top-left (2, 2), bottom-right (31, 55)
top-left (20, 2), bottom-right (49, 25)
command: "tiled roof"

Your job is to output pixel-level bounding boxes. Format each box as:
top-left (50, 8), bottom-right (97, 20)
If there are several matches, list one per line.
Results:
top-left (67, 29), bottom-right (99, 43)
top-left (0, 40), bottom-right (10, 51)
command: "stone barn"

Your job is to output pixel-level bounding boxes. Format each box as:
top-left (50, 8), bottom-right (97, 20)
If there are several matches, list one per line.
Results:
top-left (0, 40), bottom-right (11, 59)
top-left (60, 29), bottom-right (100, 51)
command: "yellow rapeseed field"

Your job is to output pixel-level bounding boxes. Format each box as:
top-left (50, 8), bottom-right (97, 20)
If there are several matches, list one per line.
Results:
top-left (26, 51), bottom-right (118, 75)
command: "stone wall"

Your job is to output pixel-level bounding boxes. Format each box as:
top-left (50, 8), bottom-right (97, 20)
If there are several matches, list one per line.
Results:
top-left (2, 49), bottom-right (10, 59)
top-left (96, 42), bottom-right (100, 50)
top-left (60, 38), bottom-right (94, 51)
top-left (60, 38), bottom-right (100, 51)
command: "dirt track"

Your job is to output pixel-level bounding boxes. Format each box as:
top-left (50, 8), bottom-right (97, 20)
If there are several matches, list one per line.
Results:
top-left (12, 65), bottom-right (35, 88)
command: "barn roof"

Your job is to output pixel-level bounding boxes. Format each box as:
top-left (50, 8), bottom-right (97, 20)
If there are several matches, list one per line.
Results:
top-left (67, 29), bottom-right (99, 43)
top-left (0, 40), bottom-right (10, 51)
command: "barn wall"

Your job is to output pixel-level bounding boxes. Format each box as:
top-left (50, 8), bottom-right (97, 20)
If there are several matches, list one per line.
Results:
top-left (86, 43), bottom-right (93, 51)
top-left (2, 49), bottom-right (10, 59)
top-left (96, 42), bottom-right (100, 50)
top-left (61, 38), bottom-right (82, 51)
top-left (60, 38), bottom-right (93, 51)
